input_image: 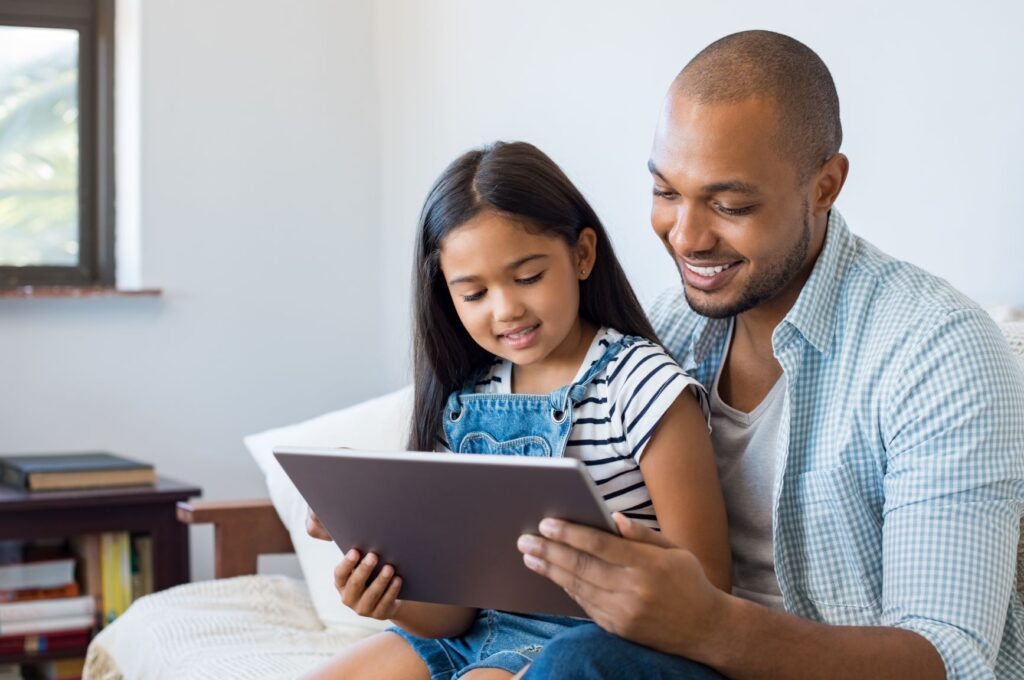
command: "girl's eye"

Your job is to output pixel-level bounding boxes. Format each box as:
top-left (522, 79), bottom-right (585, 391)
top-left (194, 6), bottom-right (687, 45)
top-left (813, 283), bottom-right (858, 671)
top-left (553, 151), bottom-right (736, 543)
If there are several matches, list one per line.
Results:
top-left (716, 204), bottom-right (757, 216)
top-left (652, 187), bottom-right (677, 199)
top-left (516, 273), bottom-right (544, 285)
top-left (461, 290), bottom-right (485, 302)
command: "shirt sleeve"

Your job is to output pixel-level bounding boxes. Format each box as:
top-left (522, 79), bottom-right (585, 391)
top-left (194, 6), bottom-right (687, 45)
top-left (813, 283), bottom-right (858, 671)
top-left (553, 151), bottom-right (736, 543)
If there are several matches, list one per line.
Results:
top-left (606, 340), bottom-right (709, 464)
top-left (881, 309), bottom-right (1024, 679)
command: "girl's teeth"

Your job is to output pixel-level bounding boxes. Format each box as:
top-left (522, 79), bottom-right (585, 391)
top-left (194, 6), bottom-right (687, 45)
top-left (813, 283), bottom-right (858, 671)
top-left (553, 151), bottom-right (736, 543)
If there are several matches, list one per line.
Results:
top-left (686, 262), bottom-right (733, 276)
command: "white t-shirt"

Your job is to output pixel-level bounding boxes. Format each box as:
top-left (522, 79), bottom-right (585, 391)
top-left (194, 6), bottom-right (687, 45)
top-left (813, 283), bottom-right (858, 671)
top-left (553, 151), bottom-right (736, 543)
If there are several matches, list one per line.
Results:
top-left (444, 327), bottom-right (708, 530)
top-left (709, 325), bottom-right (786, 610)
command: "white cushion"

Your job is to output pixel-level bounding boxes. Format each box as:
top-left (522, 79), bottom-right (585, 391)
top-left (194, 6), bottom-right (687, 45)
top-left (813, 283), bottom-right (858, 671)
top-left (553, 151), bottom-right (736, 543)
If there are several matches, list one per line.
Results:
top-left (244, 386), bottom-right (413, 631)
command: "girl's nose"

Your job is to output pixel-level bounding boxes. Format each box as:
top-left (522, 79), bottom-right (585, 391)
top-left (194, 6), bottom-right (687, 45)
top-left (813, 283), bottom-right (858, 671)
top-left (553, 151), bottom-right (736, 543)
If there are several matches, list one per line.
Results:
top-left (492, 288), bottom-right (525, 321)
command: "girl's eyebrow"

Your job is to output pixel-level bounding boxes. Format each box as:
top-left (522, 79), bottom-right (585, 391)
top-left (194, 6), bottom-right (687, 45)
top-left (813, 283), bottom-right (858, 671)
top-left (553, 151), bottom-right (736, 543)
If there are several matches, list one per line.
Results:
top-left (447, 254), bottom-right (549, 285)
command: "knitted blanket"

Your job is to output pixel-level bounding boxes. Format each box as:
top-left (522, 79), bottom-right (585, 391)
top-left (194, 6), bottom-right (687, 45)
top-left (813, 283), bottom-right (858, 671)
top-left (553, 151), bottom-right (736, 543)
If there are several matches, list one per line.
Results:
top-left (83, 575), bottom-right (376, 680)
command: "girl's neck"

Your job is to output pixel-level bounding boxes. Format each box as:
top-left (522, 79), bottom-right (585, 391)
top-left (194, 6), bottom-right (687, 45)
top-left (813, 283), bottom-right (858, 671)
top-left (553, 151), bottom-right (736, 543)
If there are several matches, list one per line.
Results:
top-left (510, 319), bottom-right (599, 394)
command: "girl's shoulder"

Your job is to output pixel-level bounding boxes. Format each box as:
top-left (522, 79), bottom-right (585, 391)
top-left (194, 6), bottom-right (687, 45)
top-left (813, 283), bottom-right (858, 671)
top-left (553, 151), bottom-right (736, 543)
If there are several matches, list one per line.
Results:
top-left (599, 328), bottom-right (687, 384)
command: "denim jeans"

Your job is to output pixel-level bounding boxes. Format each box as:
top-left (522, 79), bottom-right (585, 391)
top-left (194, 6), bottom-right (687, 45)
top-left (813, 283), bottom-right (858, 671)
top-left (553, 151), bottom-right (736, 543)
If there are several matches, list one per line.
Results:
top-left (522, 623), bottom-right (726, 679)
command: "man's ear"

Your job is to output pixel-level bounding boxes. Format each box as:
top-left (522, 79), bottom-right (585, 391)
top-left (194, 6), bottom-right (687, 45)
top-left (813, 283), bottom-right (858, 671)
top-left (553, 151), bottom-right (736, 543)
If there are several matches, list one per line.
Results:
top-left (811, 153), bottom-right (850, 217)
top-left (576, 228), bottom-right (598, 280)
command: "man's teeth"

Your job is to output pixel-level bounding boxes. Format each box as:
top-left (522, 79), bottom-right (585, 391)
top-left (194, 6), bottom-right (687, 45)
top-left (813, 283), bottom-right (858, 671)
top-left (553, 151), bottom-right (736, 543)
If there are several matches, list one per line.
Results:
top-left (686, 262), bottom-right (734, 277)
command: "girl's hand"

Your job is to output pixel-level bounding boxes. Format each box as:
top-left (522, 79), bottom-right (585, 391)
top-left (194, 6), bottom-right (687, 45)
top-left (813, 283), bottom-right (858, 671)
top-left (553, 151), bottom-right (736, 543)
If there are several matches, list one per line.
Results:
top-left (305, 507), bottom-right (332, 541)
top-left (334, 548), bottom-right (404, 620)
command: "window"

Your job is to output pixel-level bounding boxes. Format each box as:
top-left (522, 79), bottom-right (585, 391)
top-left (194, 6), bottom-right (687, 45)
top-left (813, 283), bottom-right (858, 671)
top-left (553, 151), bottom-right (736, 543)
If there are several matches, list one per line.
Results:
top-left (0, 0), bottom-right (114, 288)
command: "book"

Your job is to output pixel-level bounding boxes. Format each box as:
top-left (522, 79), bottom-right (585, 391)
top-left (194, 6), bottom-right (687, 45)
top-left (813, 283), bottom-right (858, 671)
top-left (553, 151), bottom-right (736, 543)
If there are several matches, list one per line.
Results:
top-left (0, 629), bottom-right (90, 654)
top-left (99, 533), bottom-right (132, 625)
top-left (0, 453), bottom-right (155, 491)
top-left (0, 596), bottom-right (94, 625)
top-left (35, 656), bottom-right (87, 680)
top-left (0, 614), bottom-right (94, 636)
top-left (69, 536), bottom-right (102, 624)
top-left (129, 535), bottom-right (153, 601)
top-left (0, 559), bottom-right (75, 591)
top-left (116, 533), bottom-right (132, 611)
top-left (0, 582), bottom-right (79, 603)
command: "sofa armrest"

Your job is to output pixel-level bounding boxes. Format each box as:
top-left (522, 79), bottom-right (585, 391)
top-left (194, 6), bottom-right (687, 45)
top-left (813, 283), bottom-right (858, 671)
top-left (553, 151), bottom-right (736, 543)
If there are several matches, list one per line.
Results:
top-left (177, 498), bottom-right (294, 578)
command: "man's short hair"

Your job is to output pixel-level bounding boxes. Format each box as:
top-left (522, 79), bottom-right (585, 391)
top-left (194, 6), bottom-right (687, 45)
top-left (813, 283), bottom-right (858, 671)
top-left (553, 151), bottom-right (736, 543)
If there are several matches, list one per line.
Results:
top-left (675, 30), bottom-right (842, 182)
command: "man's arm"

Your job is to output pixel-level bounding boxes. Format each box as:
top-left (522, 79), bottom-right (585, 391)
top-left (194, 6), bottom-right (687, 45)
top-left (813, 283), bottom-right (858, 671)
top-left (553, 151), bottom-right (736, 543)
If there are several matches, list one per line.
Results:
top-left (518, 514), bottom-right (945, 680)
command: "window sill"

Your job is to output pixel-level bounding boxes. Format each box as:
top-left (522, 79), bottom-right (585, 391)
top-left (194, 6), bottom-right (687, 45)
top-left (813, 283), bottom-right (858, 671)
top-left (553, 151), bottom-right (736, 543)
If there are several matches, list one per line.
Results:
top-left (0, 286), bottom-right (162, 299)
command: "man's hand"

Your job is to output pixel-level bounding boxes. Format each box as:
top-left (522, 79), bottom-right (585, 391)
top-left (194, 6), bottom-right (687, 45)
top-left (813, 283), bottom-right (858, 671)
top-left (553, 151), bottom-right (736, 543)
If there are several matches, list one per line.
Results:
top-left (517, 512), bottom-right (727, 659)
top-left (306, 506), bottom-right (332, 541)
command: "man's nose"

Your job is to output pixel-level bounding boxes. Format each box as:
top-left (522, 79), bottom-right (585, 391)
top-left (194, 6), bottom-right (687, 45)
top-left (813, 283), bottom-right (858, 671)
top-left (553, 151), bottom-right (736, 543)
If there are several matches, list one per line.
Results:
top-left (668, 205), bottom-right (716, 256)
top-left (492, 288), bottom-right (525, 321)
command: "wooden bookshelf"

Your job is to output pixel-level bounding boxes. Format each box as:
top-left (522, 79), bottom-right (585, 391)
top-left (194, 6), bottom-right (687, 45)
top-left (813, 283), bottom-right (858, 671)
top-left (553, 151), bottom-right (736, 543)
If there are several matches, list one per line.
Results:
top-left (0, 476), bottom-right (201, 666)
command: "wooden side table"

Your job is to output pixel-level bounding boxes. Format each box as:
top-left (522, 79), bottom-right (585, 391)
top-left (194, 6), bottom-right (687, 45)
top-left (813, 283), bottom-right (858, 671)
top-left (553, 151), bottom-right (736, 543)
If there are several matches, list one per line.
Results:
top-left (0, 477), bottom-right (201, 665)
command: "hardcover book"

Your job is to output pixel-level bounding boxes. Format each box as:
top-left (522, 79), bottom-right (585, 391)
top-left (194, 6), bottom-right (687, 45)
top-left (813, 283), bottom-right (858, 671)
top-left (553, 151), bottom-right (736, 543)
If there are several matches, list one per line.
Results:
top-left (0, 453), bottom-right (155, 491)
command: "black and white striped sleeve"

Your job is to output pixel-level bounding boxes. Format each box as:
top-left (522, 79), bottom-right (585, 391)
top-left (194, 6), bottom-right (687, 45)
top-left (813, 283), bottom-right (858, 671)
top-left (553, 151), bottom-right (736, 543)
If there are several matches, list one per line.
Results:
top-left (606, 341), bottom-right (709, 463)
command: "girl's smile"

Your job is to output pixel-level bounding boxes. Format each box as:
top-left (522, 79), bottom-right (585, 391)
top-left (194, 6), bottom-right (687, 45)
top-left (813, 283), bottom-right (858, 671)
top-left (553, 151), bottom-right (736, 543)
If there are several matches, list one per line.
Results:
top-left (498, 323), bottom-right (541, 350)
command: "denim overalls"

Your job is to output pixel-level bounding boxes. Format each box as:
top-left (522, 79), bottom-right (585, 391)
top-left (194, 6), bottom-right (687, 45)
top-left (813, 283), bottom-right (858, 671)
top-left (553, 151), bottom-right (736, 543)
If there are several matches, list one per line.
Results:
top-left (390, 334), bottom-right (638, 679)
top-left (442, 335), bottom-right (633, 458)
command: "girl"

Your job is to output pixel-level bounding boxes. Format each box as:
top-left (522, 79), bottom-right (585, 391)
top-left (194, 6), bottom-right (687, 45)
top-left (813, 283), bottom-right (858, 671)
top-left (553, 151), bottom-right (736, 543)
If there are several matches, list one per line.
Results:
top-left (306, 141), bottom-right (730, 680)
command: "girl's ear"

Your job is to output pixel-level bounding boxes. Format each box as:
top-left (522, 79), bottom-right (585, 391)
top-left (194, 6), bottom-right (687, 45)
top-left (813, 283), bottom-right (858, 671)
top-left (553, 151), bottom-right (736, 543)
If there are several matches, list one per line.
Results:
top-left (575, 228), bottom-right (598, 280)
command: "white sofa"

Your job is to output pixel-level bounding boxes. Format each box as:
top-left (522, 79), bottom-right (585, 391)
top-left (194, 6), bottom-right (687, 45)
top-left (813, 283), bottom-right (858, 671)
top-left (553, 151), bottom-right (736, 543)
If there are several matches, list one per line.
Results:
top-left (84, 321), bottom-right (1024, 680)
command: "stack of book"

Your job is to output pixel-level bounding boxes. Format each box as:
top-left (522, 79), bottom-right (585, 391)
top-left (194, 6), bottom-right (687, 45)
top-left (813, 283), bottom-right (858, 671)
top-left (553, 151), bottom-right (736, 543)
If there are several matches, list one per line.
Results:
top-left (0, 533), bottom-right (153, 678)
top-left (0, 558), bottom-right (94, 651)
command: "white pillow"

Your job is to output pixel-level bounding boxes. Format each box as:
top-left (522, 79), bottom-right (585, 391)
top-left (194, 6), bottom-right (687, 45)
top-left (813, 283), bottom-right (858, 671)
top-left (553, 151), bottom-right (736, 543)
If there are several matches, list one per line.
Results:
top-left (244, 386), bottom-right (414, 631)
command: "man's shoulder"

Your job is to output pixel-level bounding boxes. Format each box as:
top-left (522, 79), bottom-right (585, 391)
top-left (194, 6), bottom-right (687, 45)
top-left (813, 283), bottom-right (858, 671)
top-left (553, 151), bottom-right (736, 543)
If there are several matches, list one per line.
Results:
top-left (840, 235), bottom-right (992, 348)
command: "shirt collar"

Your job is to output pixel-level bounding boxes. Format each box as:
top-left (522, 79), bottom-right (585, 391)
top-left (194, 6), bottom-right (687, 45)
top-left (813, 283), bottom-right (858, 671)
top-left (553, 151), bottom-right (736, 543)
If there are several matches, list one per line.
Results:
top-left (779, 209), bottom-right (856, 355)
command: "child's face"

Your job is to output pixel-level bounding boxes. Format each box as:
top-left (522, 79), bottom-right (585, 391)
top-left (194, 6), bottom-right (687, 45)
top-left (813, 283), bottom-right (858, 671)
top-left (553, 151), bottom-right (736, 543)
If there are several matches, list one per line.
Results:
top-left (439, 211), bottom-right (595, 370)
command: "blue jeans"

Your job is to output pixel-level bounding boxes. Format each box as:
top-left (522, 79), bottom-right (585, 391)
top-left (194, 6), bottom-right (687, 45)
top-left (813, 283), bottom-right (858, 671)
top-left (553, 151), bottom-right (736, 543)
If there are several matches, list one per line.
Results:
top-left (522, 623), bottom-right (726, 679)
top-left (389, 610), bottom-right (589, 679)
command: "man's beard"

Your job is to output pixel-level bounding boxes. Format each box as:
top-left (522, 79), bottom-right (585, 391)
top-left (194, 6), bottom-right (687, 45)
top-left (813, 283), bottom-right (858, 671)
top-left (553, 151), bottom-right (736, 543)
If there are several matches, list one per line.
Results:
top-left (682, 204), bottom-right (812, 320)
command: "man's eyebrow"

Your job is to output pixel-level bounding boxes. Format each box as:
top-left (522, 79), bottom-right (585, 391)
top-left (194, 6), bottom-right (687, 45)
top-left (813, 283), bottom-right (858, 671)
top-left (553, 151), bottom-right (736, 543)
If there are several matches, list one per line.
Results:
top-left (701, 180), bottom-right (760, 195)
top-left (648, 160), bottom-right (760, 196)
top-left (447, 254), bottom-right (548, 285)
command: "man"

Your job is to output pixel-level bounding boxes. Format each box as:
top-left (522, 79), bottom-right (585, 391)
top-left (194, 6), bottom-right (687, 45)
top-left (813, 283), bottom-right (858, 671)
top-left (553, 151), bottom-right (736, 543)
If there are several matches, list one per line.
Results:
top-left (515, 30), bottom-right (1024, 679)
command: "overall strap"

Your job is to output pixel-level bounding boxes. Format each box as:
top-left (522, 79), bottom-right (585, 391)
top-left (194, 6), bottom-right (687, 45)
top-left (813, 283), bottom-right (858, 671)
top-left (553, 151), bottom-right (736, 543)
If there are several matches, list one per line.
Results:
top-left (563, 335), bottom-right (638, 408)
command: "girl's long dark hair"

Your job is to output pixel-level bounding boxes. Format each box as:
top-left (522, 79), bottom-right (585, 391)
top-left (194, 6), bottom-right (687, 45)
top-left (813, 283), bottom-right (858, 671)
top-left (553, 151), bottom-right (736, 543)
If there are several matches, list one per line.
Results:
top-left (409, 141), bottom-right (658, 451)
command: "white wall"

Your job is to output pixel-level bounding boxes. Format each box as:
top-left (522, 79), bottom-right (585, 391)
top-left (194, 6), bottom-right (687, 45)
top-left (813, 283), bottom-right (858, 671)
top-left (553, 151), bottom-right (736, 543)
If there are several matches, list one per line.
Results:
top-left (0, 0), bottom-right (381, 581)
top-left (373, 0), bottom-right (1024, 387)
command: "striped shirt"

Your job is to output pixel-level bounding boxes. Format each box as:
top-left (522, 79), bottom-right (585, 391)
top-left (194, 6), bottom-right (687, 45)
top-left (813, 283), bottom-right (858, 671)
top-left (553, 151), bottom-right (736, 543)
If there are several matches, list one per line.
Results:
top-left (445, 327), bottom-right (708, 530)
top-left (649, 210), bottom-right (1024, 679)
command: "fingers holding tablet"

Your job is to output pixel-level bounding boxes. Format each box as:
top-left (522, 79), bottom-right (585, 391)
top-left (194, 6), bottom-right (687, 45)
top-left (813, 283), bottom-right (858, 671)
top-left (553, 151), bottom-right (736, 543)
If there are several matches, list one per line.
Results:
top-left (335, 548), bottom-right (403, 620)
top-left (306, 506), bottom-right (332, 541)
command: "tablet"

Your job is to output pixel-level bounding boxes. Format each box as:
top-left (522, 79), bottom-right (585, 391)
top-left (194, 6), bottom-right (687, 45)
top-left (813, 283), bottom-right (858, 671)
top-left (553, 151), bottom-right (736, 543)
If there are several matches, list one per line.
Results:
top-left (273, 447), bottom-right (618, 618)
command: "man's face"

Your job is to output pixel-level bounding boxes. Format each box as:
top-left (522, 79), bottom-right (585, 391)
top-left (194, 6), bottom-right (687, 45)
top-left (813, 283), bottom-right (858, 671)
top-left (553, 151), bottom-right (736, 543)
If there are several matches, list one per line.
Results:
top-left (648, 95), bottom-right (816, 319)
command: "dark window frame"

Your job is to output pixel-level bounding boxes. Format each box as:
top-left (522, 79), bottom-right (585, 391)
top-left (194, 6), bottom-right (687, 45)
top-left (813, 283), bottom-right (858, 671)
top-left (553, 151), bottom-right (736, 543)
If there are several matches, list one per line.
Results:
top-left (0, 0), bottom-right (115, 288)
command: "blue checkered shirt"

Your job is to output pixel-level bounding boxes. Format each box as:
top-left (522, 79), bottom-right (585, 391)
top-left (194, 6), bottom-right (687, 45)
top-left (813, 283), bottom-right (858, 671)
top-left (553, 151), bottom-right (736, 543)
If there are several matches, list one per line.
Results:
top-left (648, 210), bottom-right (1024, 679)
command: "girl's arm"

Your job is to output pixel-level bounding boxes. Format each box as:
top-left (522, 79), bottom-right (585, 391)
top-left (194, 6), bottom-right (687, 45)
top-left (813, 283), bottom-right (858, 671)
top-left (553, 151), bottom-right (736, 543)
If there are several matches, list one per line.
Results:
top-left (334, 549), bottom-right (478, 639)
top-left (638, 389), bottom-right (732, 592)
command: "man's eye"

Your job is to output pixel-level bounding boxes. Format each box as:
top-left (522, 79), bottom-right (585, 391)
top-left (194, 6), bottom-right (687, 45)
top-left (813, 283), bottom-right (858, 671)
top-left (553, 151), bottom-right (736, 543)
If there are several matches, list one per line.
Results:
top-left (652, 187), bottom-right (677, 199)
top-left (717, 204), bottom-right (757, 216)
top-left (516, 273), bottom-right (544, 285)
top-left (461, 290), bottom-right (485, 302)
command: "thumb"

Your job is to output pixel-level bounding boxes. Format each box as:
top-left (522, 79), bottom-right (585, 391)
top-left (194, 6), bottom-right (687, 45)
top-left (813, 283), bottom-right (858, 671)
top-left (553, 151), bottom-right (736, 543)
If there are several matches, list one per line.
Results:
top-left (613, 512), bottom-right (675, 549)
